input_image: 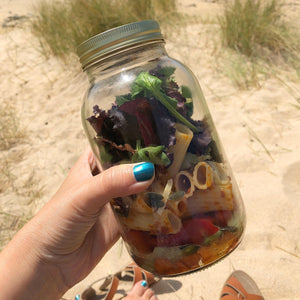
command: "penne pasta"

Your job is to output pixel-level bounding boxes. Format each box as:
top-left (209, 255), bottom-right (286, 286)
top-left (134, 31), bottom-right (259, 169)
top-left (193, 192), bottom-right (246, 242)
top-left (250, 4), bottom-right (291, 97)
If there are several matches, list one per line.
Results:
top-left (174, 171), bottom-right (195, 198)
top-left (119, 208), bottom-right (182, 234)
top-left (167, 123), bottom-right (193, 178)
top-left (193, 161), bottom-right (213, 190)
top-left (183, 182), bottom-right (234, 216)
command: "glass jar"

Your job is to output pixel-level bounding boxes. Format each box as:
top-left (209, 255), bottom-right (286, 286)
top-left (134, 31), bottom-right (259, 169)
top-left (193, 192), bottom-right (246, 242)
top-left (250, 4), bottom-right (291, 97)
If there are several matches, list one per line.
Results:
top-left (77, 20), bottom-right (246, 276)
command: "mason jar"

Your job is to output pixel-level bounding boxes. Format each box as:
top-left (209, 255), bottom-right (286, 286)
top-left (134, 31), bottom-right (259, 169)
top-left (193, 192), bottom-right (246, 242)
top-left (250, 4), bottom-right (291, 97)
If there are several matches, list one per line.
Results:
top-left (77, 20), bottom-right (246, 276)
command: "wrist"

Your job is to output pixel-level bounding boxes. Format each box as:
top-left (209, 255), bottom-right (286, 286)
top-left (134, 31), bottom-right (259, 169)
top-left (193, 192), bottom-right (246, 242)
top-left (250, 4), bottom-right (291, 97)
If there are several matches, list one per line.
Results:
top-left (0, 221), bottom-right (67, 300)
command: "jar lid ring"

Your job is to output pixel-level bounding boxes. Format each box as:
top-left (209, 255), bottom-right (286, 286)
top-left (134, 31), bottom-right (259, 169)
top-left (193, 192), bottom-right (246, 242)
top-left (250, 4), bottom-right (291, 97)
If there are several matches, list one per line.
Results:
top-left (77, 20), bottom-right (164, 69)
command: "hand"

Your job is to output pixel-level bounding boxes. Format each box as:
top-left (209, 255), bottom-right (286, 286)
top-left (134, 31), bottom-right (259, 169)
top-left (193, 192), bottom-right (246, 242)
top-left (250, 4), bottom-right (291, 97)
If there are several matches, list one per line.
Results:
top-left (0, 148), bottom-right (154, 299)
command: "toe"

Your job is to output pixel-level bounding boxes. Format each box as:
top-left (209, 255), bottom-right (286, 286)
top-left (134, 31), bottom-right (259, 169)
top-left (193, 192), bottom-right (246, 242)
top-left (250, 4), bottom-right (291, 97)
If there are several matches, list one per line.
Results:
top-left (143, 288), bottom-right (157, 299)
top-left (127, 280), bottom-right (148, 297)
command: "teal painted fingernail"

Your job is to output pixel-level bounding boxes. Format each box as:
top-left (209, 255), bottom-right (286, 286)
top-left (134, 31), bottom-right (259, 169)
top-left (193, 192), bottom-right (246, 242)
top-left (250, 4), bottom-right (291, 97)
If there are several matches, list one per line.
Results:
top-left (133, 162), bottom-right (154, 182)
top-left (141, 280), bottom-right (148, 287)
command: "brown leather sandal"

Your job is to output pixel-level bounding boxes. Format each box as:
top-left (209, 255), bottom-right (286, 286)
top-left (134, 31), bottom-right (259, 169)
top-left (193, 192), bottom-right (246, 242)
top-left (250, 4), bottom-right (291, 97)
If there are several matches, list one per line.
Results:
top-left (81, 262), bottom-right (159, 300)
top-left (220, 270), bottom-right (264, 300)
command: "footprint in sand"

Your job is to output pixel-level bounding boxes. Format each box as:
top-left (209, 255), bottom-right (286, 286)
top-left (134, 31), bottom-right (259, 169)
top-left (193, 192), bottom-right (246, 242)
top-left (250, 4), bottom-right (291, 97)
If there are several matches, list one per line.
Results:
top-left (282, 161), bottom-right (300, 199)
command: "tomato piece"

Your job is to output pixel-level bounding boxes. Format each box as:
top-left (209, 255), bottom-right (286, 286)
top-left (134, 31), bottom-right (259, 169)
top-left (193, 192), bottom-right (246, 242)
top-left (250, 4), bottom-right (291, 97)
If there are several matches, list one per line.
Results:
top-left (126, 230), bottom-right (155, 254)
top-left (151, 218), bottom-right (219, 247)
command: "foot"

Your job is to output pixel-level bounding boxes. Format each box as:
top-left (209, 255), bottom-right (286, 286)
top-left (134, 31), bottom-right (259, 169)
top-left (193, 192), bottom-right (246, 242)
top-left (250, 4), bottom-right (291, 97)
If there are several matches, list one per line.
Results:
top-left (124, 280), bottom-right (158, 300)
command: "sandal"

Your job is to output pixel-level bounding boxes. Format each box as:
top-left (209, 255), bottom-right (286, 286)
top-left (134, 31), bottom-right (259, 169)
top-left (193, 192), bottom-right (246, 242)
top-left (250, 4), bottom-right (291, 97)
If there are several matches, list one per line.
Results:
top-left (80, 262), bottom-right (159, 300)
top-left (220, 270), bottom-right (264, 300)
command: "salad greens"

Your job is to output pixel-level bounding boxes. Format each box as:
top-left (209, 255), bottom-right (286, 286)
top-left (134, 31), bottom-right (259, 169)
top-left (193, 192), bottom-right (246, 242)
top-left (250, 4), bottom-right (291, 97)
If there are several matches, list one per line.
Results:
top-left (87, 65), bottom-right (214, 166)
top-left (132, 141), bottom-right (170, 166)
top-left (131, 72), bottom-right (199, 132)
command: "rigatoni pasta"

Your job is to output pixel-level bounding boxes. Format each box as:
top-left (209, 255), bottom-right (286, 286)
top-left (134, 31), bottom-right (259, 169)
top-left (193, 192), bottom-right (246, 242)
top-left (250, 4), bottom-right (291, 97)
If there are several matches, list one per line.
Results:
top-left (174, 171), bottom-right (195, 197)
top-left (166, 198), bottom-right (187, 217)
top-left (167, 123), bottom-right (193, 178)
top-left (193, 161), bottom-right (213, 190)
top-left (183, 182), bottom-right (234, 215)
top-left (119, 208), bottom-right (182, 234)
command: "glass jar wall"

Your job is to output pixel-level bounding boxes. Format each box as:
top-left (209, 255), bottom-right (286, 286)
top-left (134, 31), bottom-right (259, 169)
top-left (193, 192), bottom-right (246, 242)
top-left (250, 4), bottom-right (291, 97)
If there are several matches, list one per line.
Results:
top-left (78, 20), bottom-right (246, 276)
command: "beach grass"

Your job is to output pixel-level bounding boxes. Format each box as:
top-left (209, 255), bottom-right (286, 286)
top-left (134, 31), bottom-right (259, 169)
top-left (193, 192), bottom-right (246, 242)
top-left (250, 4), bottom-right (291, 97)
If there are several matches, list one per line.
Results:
top-left (0, 102), bottom-right (26, 151)
top-left (218, 0), bottom-right (300, 88)
top-left (30, 0), bottom-right (180, 57)
top-left (0, 151), bottom-right (44, 250)
top-left (0, 102), bottom-right (43, 250)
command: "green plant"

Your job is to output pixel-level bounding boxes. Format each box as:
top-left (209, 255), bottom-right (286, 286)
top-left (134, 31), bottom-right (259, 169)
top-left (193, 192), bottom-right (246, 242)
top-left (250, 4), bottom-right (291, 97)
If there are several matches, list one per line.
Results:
top-left (31, 0), bottom-right (180, 57)
top-left (217, 0), bottom-right (300, 88)
top-left (0, 155), bottom-right (43, 249)
top-left (222, 50), bottom-right (268, 89)
top-left (218, 0), bottom-right (300, 63)
top-left (0, 101), bottom-right (42, 249)
top-left (0, 102), bottom-right (26, 150)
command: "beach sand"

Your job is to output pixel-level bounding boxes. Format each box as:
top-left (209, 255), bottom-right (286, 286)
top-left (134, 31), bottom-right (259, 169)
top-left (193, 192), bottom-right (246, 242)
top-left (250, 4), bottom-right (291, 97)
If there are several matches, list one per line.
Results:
top-left (0, 0), bottom-right (299, 299)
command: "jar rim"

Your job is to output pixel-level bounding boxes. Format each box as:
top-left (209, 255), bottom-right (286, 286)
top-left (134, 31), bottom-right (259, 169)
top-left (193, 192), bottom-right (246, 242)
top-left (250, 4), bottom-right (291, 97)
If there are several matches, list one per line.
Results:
top-left (77, 20), bottom-right (164, 70)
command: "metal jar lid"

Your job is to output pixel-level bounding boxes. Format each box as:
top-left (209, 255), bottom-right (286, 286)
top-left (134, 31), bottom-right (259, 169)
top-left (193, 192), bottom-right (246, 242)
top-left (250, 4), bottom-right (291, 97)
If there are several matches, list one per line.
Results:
top-left (77, 20), bottom-right (164, 70)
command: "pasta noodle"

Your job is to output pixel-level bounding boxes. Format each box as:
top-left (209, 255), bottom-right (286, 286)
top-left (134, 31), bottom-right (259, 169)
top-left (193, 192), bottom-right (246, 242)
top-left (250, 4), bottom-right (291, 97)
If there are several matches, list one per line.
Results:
top-left (129, 178), bottom-right (167, 214)
top-left (120, 208), bottom-right (182, 234)
top-left (174, 171), bottom-right (195, 198)
top-left (166, 198), bottom-right (187, 217)
top-left (208, 161), bottom-right (230, 185)
top-left (183, 182), bottom-right (234, 215)
top-left (130, 193), bottom-right (155, 214)
top-left (167, 123), bottom-right (193, 178)
top-left (157, 179), bottom-right (173, 215)
top-left (193, 161), bottom-right (213, 190)
top-left (163, 179), bottom-right (173, 203)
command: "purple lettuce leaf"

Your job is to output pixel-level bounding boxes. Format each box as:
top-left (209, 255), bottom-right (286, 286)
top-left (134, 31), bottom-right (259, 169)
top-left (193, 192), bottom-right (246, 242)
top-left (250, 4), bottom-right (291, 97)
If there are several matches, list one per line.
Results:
top-left (108, 105), bottom-right (142, 146)
top-left (119, 97), bottom-right (159, 146)
top-left (187, 119), bottom-right (212, 155)
top-left (86, 105), bottom-right (142, 163)
top-left (86, 105), bottom-right (107, 135)
top-left (165, 80), bottom-right (188, 116)
top-left (148, 98), bottom-right (177, 148)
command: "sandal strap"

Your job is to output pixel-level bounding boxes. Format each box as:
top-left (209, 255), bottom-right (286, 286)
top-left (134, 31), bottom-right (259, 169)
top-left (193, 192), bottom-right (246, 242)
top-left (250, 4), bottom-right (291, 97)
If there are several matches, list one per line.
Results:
top-left (123, 263), bottom-right (156, 286)
top-left (221, 294), bottom-right (263, 300)
top-left (221, 276), bottom-right (263, 300)
top-left (103, 275), bottom-right (119, 300)
top-left (81, 263), bottom-right (157, 300)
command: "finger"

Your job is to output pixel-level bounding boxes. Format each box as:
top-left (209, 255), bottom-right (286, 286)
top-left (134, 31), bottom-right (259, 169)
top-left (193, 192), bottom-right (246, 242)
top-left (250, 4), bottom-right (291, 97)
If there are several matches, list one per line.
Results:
top-left (72, 162), bottom-right (155, 214)
top-left (68, 148), bottom-right (95, 181)
top-left (54, 148), bottom-right (95, 198)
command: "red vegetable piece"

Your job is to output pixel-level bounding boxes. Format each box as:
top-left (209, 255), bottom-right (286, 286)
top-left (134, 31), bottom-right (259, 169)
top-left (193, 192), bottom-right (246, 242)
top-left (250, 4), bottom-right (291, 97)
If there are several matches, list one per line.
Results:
top-left (126, 230), bottom-right (155, 254)
top-left (151, 218), bottom-right (219, 248)
top-left (182, 218), bottom-right (219, 245)
top-left (212, 211), bottom-right (232, 227)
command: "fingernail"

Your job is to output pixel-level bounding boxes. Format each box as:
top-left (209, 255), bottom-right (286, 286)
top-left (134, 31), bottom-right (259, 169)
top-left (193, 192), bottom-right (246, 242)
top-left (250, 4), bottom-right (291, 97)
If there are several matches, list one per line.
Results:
top-left (133, 162), bottom-right (154, 182)
top-left (141, 280), bottom-right (148, 287)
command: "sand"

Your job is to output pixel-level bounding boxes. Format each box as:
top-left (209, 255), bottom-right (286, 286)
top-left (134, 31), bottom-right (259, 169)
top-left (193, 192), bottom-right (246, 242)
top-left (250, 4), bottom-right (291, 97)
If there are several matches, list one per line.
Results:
top-left (0, 0), bottom-right (299, 299)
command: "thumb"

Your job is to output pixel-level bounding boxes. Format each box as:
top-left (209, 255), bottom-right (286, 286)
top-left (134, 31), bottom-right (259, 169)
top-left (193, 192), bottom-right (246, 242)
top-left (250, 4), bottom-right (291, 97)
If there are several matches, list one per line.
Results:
top-left (72, 162), bottom-right (155, 214)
